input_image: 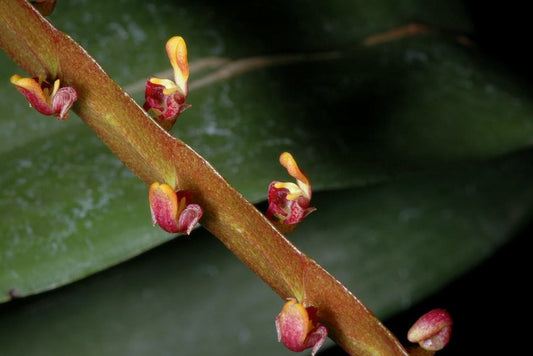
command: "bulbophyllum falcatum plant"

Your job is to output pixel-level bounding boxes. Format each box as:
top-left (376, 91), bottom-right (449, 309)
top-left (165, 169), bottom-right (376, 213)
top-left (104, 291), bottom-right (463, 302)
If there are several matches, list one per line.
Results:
top-left (0, 1), bottom-right (453, 355)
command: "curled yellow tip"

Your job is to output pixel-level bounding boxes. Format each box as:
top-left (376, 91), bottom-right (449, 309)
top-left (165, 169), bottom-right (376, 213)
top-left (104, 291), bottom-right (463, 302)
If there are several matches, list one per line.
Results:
top-left (165, 36), bottom-right (189, 94)
top-left (9, 74), bottom-right (22, 84)
top-left (279, 152), bottom-right (309, 186)
top-left (10, 74), bottom-right (49, 103)
top-left (10, 74), bottom-right (39, 90)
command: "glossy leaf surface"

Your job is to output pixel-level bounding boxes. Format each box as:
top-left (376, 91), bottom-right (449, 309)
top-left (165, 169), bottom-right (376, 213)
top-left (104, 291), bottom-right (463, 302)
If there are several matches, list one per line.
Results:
top-left (1, 150), bottom-right (532, 355)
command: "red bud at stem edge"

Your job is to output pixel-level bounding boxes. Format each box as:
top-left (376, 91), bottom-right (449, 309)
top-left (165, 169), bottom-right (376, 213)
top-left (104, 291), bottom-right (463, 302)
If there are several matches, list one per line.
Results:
top-left (408, 309), bottom-right (453, 352)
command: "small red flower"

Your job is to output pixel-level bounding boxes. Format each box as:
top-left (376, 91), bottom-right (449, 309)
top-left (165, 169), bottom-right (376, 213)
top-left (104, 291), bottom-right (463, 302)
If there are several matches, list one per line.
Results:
top-left (149, 182), bottom-right (203, 234)
top-left (267, 152), bottom-right (316, 230)
top-left (10, 75), bottom-right (77, 120)
top-left (407, 308), bottom-right (453, 351)
top-left (275, 298), bottom-right (328, 356)
top-left (143, 36), bottom-right (190, 130)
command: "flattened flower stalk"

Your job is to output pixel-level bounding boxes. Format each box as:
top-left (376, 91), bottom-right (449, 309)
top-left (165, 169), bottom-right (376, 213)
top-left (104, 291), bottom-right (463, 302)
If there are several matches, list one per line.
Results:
top-left (276, 298), bottom-right (328, 356)
top-left (149, 182), bottom-right (203, 234)
top-left (144, 36), bottom-right (191, 131)
top-left (10, 75), bottom-right (77, 120)
top-left (267, 152), bottom-right (316, 233)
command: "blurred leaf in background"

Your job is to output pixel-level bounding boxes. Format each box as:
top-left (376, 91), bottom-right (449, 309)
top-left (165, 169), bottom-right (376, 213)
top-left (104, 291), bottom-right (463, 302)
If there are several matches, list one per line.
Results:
top-left (0, 0), bottom-right (531, 354)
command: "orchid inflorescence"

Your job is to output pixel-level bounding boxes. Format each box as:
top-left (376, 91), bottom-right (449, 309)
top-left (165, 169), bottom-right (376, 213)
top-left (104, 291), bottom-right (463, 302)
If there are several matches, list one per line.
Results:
top-left (7, 23), bottom-right (454, 355)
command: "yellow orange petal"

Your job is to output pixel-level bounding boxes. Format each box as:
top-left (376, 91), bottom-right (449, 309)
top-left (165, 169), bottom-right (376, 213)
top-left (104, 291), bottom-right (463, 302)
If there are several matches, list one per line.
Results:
top-left (165, 36), bottom-right (189, 95)
top-left (10, 74), bottom-right (48, 104)
top-left (279, 152), bottom-right (309, 185)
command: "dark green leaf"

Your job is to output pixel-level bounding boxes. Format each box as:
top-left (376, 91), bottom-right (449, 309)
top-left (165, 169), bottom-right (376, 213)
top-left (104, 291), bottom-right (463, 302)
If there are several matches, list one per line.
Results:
top-left (1, 149), bottom-right (531, 354)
